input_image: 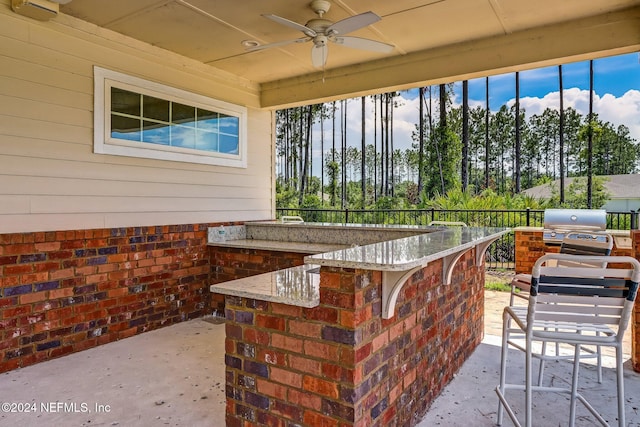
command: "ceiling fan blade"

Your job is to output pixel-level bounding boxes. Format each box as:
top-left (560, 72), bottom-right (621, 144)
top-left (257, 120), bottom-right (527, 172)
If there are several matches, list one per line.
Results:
top-left (246, 37), bottom-right (310, 52)
top-left (311, 44), bottom-right (328, 68)
top-left (333, 36), bottom-right (394, 53)
top-left (326, 11), bottom-right (381, 36)
top-left (262, 14), bottom-right (316, 37)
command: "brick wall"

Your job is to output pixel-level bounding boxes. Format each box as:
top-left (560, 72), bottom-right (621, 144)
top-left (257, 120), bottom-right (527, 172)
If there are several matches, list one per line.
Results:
top-left (209, 247), bottom-right (308, 314)
top-left (223, 249), bottom-right (484, 426)
top-left (0, 224), bottom-right (213, 374)
top-left (514, 228), bottom-right (634, 274)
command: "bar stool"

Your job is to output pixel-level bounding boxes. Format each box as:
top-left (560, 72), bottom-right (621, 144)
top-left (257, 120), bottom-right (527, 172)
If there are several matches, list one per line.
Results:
top-left (496, 253), bottom-right (640, 427)
top-left (508, 231), bottom-right (614, 385)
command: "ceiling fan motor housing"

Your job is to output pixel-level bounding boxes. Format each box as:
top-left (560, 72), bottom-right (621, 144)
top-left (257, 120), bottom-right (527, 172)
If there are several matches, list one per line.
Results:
top-left (310, 0), bottom-right (331, 17)
top-left (306, 18), bottom-right (332, 34)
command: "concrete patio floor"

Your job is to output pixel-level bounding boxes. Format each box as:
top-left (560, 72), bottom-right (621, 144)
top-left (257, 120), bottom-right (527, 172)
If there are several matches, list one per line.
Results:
top-left (0, 290), bottom-right (638, 427)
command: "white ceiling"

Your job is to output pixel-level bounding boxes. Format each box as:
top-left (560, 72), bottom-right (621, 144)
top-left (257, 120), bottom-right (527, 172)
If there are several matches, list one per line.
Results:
top-left (57, 0), bottom-right (640, 107)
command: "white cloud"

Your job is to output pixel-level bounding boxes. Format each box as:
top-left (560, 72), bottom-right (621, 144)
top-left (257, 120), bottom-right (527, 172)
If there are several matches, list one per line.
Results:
top-left (509, 88), bottom-right (640, 141)
top-left (307, 87), bottom-right (640, 175)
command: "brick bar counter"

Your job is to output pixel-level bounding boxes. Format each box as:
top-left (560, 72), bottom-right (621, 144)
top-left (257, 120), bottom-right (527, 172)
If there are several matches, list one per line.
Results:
top-left (211, 225), bottom-right (509, 426)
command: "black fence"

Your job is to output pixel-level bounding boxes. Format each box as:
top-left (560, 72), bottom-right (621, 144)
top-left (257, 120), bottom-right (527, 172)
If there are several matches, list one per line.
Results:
top-left (276, 208), bottom-right (637, 270)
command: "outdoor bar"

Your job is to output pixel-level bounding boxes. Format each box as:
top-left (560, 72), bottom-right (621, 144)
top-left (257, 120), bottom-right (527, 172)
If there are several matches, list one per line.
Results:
top-left (210, 223), bottom-right (509, 426)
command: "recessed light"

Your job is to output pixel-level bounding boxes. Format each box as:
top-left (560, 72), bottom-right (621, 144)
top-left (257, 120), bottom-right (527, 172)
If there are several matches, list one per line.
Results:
top-left (241, 40), bottom-right (260, 48)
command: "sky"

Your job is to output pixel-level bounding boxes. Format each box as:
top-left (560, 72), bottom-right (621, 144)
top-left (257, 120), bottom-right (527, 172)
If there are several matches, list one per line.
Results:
top-left (302, 52), bottom-right (640, 178)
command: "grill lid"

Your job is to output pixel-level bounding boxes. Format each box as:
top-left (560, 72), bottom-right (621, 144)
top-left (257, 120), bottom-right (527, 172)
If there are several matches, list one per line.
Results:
top-left (542, 209), bottom-right (607, 244)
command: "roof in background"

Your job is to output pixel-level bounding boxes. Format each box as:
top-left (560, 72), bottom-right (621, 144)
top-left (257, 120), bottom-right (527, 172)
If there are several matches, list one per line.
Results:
top-left (522, 174), bottom-right (640, 200)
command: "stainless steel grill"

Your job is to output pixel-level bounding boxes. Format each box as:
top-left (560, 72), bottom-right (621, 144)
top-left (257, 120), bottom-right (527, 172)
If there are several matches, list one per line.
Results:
top-left (542, 209), bottom-right (607, 245)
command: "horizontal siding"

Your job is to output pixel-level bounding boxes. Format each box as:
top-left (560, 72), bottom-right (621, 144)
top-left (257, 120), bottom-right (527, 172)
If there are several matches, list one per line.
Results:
top-left (0, 209), bottom-right (272, 234)
top-left (0, 3), bottom-right (272, 233)
top-left (0, 175), bottom-right (269, 198)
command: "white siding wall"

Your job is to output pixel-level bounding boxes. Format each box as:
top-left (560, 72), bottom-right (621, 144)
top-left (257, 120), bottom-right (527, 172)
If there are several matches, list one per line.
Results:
top-left (0, 2), bottom-right (274, 233)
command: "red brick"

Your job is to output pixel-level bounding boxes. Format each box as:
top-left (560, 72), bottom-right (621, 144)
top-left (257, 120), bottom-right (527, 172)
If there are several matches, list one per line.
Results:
top-left (304, 341), bottom-right (340, 360)
top-left (320, 289), bottom-right (355, 309)
top-left (33, 320), bottom-right (59, 332)
top-left (270, 366), bottom-right (302, 388)
top-left (21, 272), bottom-right (49, 284)
top-left (320, 272), bottom-right (341, 290)
top-left (34, 242), bottom-right (61, 252)
top-left (303, 376), bottom-right (339, 399)
top-left (3, 306), bottom-right (31, 318)
top-left (389, 321), bottom-right (405, 340)
top-left (46, 307), bottom-right (74, 321)
top-left (50, 268), bottom-right (74, 280)
top-left (288, 320), bottom-right (322, 338)
top-left (4, 264), bottom-right (33, 275)
top-left (244, 329), bottom-right (270, 346)
top-left (49, 288), bottom-right (74, 299)
top-left (107, 288), bottom-right (128, 298)
top-left (256, 314), bottom-right (285, 331)
top-left (303, 411), bottom-right (339, 427)
top-left (256, 378), bottom-right (287, 400)
top-left (4, 244), bottom-right (35, 255)
top-left (19, 291), bottom-right (47, 305)
top-left (305, 306), bottom-right (338, 323)
top-left (258, 348), bottom-right (286, 366)
top-left (321, 362), bottom-right (354, 382)
top-left (288, 388), bottom-right (322, 411)
top-left (0, 276), bottom-right (20, 287)
top-left (271, 333), bottom-right (303, 353)
top-left (289, 355), bottom-right (321, 375)
top-left (354, 342), bottom-right (372, 363)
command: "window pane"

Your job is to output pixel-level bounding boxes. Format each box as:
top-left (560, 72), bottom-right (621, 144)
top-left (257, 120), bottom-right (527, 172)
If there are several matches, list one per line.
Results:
top-left (196, 130), bottom-right (218, 152)
top-left (197, 109), bottom-right (219, 132)
top-left (171, 126), bottom-right (196, 149)
top-left (219, 134), bottom-right (239, 154)
top-left (142, 120), bottom-right (170, 145)
top-left (172, 103), bottom-right (195, 126)
top-left (111, 114), bottom-right (141, 141)
top-left (219, 114), bottom-right (239, 136)
top-left (111, 87), bottom-right (140, 116)
top-left (143, 95), bottom-right (170, 122)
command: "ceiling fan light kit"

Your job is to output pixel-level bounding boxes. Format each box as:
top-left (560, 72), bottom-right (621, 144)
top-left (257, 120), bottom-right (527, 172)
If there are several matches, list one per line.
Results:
top-left (247, 0), bottom-right (394, 68)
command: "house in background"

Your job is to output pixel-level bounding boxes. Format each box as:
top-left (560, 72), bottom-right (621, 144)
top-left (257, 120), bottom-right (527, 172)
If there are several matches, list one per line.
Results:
top-left (522, 174), bottom-right (640, 211)
top-left (1, 0), bottom-right (639, 373)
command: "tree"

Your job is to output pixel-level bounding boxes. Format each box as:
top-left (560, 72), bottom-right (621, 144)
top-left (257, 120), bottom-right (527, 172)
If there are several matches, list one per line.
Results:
top-left (462, 80), bottom-right (469, 191)
top-left (325, 159), bottom-right (340, 207)
top-left (549, 176), bottom-right (611, 209)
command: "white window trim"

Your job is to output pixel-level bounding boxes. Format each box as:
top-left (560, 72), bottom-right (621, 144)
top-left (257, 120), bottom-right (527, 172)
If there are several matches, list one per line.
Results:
top-left (94, 66), bottom-right (247, 168)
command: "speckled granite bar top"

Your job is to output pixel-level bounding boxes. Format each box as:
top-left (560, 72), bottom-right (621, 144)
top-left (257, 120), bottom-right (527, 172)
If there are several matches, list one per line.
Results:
top-left (208, 239), bottom-right (349, 254)
top-left (210, 264), bottom-right (320, 307)
top-left (209, 224), bottom-right (509, 307)
top-left (305, 227), bottom-right (510, 271)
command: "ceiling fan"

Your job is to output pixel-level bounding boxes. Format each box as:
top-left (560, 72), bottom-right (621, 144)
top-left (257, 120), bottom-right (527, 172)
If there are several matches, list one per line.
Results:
top-left (246, 0), bottom-right (394, 68)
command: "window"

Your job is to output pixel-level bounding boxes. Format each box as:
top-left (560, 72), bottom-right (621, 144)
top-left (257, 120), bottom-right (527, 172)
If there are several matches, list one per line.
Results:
top-left (94, 67), bottom-right (247, 167)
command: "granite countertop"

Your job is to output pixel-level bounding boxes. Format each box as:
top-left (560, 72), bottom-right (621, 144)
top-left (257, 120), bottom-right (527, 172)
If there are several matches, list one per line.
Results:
top-left (210, 227), bottom-right (510, 307)
top-left (208, 239), bottom-right (349, 254)
top-left (210, 264), bottom-right (320, 307)
top-left (305, 227), bottom-right (510, 271)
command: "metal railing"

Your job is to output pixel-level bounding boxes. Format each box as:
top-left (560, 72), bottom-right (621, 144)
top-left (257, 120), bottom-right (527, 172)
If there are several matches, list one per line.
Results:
top-left (275, 208), bottom-right (637, 270)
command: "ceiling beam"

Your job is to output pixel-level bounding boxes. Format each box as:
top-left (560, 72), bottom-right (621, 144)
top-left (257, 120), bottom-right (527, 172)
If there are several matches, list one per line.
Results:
top-left (260, 6), bottom-right (640, 109)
